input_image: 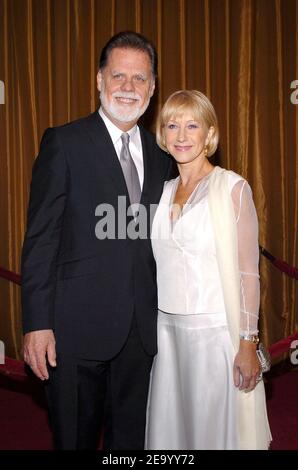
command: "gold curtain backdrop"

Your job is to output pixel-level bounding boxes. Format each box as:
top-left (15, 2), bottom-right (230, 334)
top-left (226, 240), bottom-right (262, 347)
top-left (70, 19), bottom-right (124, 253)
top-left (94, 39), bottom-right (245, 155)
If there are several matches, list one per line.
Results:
top-left (0, 0), bottom-right (297, 359)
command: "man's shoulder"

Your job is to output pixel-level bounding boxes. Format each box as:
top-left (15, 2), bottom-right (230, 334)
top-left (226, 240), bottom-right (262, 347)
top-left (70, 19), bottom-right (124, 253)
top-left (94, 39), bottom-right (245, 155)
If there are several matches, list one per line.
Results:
top-left (51, 111), bottom-right (98, 135)
top-left (40, 112), bottom-right (104, 150)
top-left (37, 112), bottom-right (103, 157)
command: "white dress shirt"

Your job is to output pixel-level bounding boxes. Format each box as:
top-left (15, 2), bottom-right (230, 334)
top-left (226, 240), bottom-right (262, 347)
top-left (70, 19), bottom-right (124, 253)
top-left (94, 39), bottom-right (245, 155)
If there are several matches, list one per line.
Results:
top-left (98, 107), bottom-right (144, 189)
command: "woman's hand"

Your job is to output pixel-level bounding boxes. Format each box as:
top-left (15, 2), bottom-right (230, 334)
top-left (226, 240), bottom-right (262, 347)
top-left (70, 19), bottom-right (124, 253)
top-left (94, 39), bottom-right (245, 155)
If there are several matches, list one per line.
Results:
top-left (233, 340), bottom-right (261, 392)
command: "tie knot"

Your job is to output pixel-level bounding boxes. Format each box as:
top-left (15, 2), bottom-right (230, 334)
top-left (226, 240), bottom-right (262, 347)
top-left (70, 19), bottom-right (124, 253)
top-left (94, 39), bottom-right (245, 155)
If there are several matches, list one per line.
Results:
top-left (121, 133), bottom-right (130, 146)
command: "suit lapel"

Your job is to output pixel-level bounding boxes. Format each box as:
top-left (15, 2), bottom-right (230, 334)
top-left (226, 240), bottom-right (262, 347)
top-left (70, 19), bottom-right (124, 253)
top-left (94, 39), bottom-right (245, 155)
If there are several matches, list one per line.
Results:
top-left (83, 111), bottom-right (128, 197)
top-left (139, 127), bottom-right (154, 205)
top-left (83, 112), bottom-right (158, 206)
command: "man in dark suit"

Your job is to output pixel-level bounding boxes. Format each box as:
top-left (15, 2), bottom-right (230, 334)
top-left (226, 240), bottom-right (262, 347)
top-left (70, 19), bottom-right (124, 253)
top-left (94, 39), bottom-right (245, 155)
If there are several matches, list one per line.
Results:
top-left (21, 31), bottom-right (172, 450)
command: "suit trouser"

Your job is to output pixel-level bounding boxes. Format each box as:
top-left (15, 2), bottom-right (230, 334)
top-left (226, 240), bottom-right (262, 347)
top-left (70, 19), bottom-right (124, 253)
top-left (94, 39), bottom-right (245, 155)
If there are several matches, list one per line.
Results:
top-left (45, 317), bottom-right (153, 449)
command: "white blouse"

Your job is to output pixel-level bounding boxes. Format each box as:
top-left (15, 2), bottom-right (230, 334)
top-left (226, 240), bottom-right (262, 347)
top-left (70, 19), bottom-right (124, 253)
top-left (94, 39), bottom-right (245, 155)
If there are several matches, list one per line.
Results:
top-left (151, 169), bottom-right (260, 335)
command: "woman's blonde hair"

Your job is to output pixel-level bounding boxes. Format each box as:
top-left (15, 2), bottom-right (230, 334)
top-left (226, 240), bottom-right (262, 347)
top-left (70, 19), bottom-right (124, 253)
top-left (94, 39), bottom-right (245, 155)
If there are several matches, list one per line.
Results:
top-left (156, 90), bottom-right (219, 157)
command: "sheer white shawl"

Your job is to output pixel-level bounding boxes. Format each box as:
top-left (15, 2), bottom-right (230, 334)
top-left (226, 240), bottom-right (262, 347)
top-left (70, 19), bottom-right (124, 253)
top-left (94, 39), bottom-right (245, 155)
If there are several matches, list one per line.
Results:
top-left (208, 166), bottom-right (271, 450)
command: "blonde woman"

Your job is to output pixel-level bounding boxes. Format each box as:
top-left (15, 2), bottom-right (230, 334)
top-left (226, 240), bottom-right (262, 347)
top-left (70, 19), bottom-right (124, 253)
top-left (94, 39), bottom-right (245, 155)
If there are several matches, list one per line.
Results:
top-left (145, 90), bottom-right (271, 450)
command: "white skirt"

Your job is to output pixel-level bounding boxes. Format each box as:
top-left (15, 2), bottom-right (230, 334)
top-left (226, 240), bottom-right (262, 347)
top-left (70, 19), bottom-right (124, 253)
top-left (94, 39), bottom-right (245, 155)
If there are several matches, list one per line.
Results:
top-left (145, 310), bottom-right (239, 450)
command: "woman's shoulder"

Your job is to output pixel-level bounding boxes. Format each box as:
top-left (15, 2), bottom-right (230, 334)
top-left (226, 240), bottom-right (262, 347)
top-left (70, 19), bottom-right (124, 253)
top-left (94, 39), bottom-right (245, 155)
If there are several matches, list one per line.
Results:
top-left (227, 169), bottom-right (245, 187)
top-left (216, 167), bottom-right (247, 192)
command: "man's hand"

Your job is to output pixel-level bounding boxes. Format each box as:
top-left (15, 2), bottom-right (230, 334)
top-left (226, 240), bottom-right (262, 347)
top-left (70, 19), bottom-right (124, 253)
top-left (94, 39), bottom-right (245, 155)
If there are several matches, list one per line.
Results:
top-left (23, 329), bottom-right (56, 380)
top-left (233, 340), bottom-right (261, 392)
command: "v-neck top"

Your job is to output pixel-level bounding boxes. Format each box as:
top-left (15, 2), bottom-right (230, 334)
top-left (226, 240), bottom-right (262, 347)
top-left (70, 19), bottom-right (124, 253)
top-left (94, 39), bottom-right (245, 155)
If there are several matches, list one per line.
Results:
top-left (151, 168), bottom-right (243, 315)
top-left (169, 168), bottom-right (215, 228)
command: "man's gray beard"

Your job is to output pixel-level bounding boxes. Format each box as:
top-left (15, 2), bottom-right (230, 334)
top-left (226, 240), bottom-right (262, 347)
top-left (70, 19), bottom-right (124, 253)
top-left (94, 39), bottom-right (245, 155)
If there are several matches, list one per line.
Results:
top-left (100, 89), bottom-right (150, 123)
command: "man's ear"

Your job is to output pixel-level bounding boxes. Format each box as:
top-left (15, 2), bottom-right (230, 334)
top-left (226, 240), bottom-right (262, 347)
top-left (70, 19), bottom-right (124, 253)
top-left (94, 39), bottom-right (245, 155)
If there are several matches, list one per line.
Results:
top-left (97, 71), bottom-right (102, 92)
top-left (149, 80), bottom-right (155, 97)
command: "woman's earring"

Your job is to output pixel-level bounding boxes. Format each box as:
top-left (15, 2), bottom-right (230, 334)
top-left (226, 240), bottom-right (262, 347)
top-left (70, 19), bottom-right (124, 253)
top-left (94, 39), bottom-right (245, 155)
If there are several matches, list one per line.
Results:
top-left (204, 145), bottom-right (208, 157)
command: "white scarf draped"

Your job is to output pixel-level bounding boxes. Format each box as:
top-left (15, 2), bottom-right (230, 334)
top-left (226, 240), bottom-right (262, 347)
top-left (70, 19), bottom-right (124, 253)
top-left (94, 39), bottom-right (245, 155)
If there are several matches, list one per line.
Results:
top-left (208, 166), bottom-right (271, 450)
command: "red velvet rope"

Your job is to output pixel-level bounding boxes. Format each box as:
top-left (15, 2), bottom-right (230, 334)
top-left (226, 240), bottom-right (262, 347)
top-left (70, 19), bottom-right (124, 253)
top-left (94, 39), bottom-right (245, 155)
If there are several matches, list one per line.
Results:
top-left (1, 333), bottom-right (298, 377)
top-left (0, 249), bottom-right (297, 377)
top-left (268, 332), bottom-right (298, 359)
top-left (0, 267), bottom-right (21, 285)
top-left (0, 357), bottom-right (26, 377)
top-left (0, 247), bottom-right (297, 284)
top-left (259, 246), bottom-right (298, 280)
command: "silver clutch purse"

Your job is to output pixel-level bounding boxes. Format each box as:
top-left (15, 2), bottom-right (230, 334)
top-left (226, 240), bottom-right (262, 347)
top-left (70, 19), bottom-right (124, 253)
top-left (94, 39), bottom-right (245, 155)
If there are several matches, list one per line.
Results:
top-left (256, 342), bottom-right (271, 373)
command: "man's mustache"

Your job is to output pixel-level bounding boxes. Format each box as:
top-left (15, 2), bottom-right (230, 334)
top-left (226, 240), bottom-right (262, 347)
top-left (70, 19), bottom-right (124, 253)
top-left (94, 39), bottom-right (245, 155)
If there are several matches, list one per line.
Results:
top-left (112, 92), bottom-right (141, 101)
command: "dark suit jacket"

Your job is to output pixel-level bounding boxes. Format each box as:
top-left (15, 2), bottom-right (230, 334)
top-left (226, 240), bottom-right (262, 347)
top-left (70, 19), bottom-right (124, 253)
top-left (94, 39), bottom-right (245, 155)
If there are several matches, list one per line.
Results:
top-left (21, 111), bottom-right (173, 360)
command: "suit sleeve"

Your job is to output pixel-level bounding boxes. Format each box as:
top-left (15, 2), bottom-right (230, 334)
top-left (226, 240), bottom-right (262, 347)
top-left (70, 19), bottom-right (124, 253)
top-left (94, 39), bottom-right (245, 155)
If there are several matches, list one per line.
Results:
top-left (21, 128), bottom-right (68, 334)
